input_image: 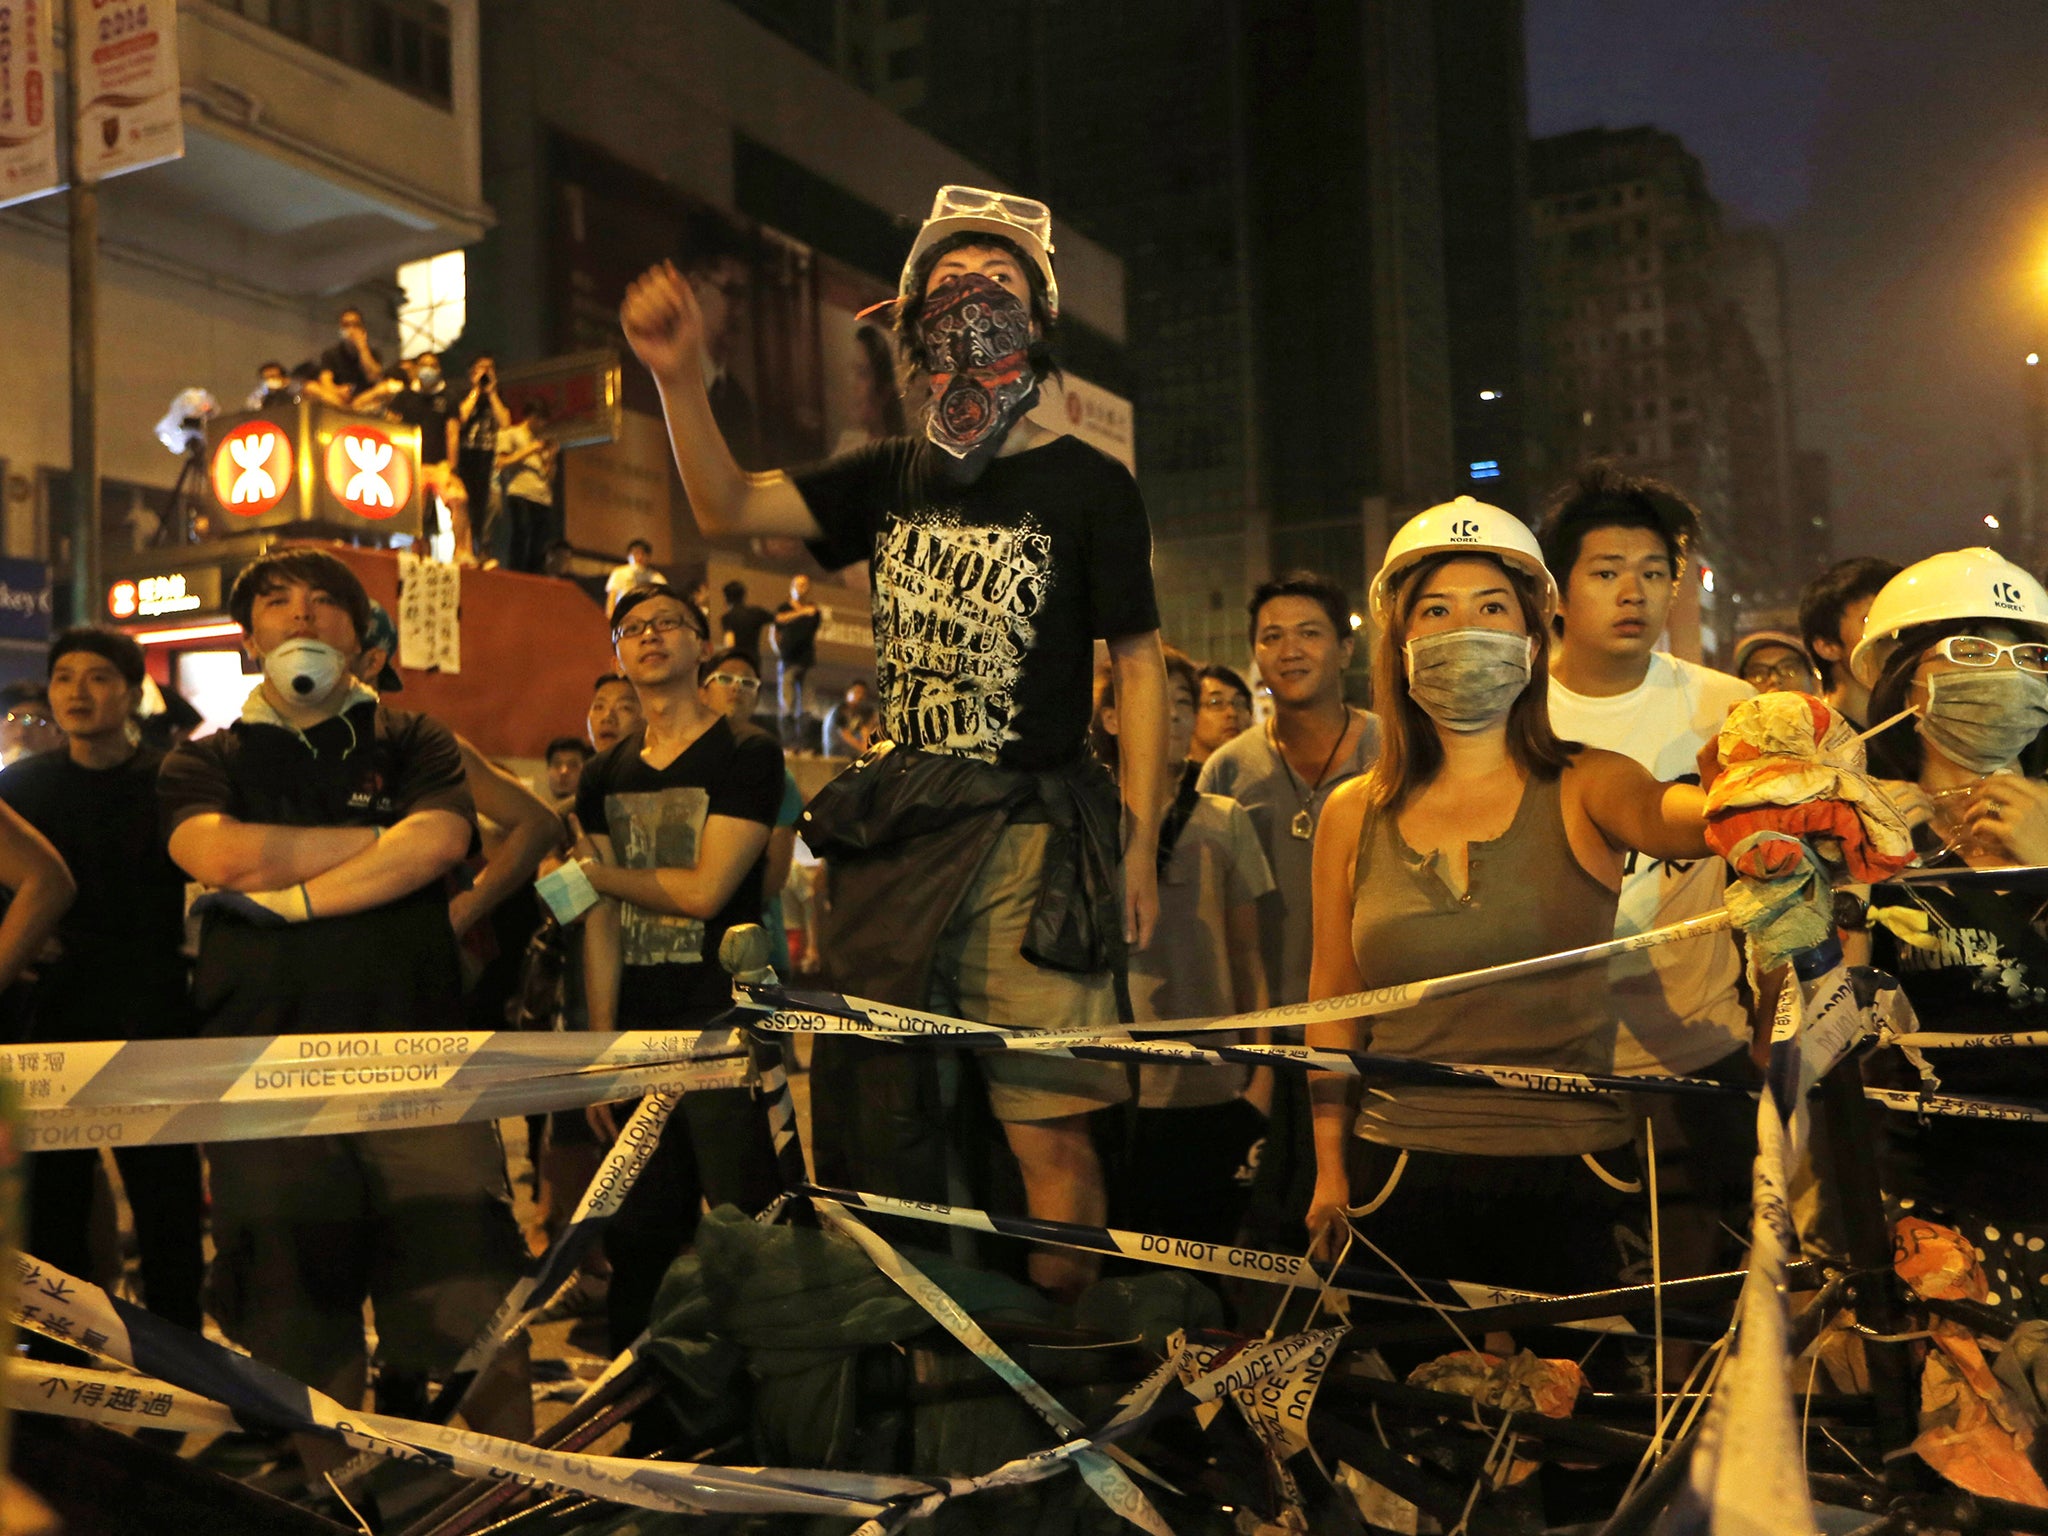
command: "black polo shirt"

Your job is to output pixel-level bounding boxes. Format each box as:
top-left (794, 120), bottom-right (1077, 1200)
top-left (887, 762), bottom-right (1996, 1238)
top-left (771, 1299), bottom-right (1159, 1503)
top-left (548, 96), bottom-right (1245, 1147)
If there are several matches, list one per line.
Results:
top-left (158, 701), bottom-right (474, 1037)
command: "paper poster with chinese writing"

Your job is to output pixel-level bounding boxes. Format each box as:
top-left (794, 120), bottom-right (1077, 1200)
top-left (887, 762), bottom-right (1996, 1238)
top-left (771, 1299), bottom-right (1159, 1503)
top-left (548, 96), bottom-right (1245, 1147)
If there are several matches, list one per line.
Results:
top-left (71, 0), bottom-right (183, 186)
top-left (396, 552), bottom-right (461, 675)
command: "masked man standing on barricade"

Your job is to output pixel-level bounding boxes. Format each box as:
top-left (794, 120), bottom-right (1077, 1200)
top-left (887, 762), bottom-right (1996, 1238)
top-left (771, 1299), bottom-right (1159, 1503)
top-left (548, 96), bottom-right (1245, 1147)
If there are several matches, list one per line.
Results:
top-left (622, 187), bottom-right (1169, 1299)
top-left (159, 547), bottom-right (527, 1513)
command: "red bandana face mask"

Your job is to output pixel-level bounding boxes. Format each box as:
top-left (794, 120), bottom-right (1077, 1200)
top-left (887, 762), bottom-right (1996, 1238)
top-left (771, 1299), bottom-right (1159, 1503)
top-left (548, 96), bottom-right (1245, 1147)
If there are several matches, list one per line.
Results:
top-left (917, 271), bottom-right (1041, 480)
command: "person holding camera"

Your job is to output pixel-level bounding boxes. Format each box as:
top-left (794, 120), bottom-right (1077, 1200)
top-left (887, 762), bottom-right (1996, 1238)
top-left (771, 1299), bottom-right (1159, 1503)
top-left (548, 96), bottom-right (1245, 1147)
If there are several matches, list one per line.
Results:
top-left (459, 355), bottom-right (512, 560)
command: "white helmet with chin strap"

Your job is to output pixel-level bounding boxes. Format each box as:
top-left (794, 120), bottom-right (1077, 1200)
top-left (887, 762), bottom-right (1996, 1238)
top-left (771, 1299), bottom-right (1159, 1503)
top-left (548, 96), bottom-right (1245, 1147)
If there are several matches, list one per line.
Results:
top-left (1848, 547), bottom-right (2048, 689)
top-left (1369, 497), bottom-right (1558, 625)
top-left (899, 185), bottom-right (1059, 319)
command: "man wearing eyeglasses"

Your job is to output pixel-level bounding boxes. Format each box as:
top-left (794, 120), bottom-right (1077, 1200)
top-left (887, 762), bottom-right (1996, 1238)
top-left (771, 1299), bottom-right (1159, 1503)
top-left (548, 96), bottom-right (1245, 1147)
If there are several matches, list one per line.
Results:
top-left (0, 682), bottom-right (64, 768)
top-left (1733, 631), bottom-right (1821, 696)
top-left (623, 185), bottom-right (1167, 1299)
top-left (1190, 664), bottom-right (1255, 772)
top-left (565, 587), bottom-right (784, 1356)
top-left (699, 646), bottom-right (806, 972)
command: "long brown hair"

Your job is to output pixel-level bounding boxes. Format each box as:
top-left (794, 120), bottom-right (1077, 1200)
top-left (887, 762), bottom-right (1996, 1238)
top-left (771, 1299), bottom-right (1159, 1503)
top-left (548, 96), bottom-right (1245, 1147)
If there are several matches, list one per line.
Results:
top-left (1361, 552), bottom-right (1579, 815)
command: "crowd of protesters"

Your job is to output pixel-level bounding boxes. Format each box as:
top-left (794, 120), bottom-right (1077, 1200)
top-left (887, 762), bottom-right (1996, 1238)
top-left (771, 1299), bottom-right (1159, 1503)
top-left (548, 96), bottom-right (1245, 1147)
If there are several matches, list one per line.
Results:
top-left (5, 179), bottom-right (2044, 1523)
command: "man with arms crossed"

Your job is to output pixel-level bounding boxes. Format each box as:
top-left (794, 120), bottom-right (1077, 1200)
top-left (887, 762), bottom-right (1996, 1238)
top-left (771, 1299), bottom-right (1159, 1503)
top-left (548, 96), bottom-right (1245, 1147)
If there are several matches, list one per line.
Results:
top-left (160, 548), bottom-right (527, 1505)
top-left (621, 187), bottom-right (1167, 1298)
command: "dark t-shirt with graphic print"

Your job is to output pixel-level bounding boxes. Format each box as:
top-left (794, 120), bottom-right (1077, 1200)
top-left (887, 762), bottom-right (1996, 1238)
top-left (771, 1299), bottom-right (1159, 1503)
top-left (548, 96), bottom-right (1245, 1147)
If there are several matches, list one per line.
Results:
top-left (796, 434), bottom-right (1157, 773)
top-left (575, 717), bottom-right (784, 1018)
top-left (1871, 853), bottom-right (2048, 1222)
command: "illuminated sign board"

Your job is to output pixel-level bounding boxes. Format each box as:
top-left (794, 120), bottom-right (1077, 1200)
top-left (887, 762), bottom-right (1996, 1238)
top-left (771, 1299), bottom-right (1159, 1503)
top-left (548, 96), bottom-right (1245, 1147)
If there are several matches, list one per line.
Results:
top-left (106, 567), bottom-right (223, 622)
top-left (210, 421), bottom-right (294, 518)
top-left (322, 426), bottom-right (413, 521)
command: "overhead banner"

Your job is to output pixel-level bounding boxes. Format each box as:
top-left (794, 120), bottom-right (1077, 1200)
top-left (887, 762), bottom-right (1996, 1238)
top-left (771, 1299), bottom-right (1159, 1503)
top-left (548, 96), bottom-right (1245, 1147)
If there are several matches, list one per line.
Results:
top-left (0, 0), bottom-right (59, 209)
top-left (72, 0), bottom-right (184, 186)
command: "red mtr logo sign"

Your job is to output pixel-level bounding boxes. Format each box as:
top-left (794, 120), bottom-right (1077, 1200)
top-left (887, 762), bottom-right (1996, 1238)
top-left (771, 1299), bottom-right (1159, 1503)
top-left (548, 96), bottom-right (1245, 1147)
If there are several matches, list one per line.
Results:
top-left (323, 426), bottom-right (413, 520)
top-left (210, 422), bottom-right (294, 518)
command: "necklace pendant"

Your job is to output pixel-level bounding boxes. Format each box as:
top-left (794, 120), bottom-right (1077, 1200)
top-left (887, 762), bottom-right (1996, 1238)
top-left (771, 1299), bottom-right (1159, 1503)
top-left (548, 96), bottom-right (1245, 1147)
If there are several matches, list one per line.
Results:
top-left (1291, 809), bottom-right (1315, 841)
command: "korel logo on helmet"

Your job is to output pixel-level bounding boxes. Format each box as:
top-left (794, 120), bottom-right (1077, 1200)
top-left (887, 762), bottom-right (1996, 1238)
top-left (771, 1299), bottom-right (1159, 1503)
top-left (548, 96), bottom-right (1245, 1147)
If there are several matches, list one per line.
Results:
top-left (1994, 580), bottom-right (2025, 610)
top-left (1451, 519), bottom-right (1481, 539)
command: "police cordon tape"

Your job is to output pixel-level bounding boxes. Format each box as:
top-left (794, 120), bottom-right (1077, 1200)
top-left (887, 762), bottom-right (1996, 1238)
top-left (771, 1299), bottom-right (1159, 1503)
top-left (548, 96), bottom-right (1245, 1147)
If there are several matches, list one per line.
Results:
top-left (734, 910), bottom-right (1738, 1040)
top-left (5, 1028), bottom-right (751, 1148)
top-left (7, 1241), bottom-right (1335, 1535)
top-left (814, 1197), bottom-right (1176, 1536)
top-left (5, 1252), bottom-right (945, 1522)
top-left (798, 1184), bottom-right (1764, 1343)
top-left (740, 958), bottom-right (2048, 1123)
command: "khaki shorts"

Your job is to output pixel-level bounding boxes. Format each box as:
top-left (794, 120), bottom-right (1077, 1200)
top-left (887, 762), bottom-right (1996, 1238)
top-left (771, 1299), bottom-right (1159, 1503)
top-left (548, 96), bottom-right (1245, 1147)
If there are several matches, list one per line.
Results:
top-left (929, 821), bottom-right (1129, 1124)
top-left (207, 1122), bottom-right (522, 1394)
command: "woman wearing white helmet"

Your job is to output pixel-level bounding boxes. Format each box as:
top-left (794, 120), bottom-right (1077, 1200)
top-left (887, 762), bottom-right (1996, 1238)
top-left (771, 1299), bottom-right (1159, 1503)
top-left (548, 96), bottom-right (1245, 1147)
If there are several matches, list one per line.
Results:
top-left (1303, 499), bottom-right (1713, 1297)
top-left (1855, 549), bottom-right (2048, 1320)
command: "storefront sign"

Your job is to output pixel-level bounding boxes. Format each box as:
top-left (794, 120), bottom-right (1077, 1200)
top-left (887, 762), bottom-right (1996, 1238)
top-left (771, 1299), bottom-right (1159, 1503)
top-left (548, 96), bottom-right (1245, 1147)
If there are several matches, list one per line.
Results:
top-left (1034, 374), bottom-right (1136, 473)
top-left (0, 557), bottom-right (51, 641)
top-left (497, 350), bottom-right (622, 451)
top-left (0, 0), bottom-right (58, 210)
top-left (105, 565), bottom-right (220, 622)
top-left (71, 0), bottom-right (184, 185)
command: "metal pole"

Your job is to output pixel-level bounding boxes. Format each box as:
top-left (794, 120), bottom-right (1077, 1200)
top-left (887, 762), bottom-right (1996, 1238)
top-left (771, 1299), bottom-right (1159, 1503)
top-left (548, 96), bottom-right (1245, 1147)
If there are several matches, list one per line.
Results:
top-left (65, 8), bottom-right (99, 625)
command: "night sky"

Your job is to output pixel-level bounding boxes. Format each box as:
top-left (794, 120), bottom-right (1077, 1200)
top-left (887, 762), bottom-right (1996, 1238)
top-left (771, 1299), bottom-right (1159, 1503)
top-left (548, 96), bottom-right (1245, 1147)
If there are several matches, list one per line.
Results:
top-left (1527, 0), bottom-right (2048, 563)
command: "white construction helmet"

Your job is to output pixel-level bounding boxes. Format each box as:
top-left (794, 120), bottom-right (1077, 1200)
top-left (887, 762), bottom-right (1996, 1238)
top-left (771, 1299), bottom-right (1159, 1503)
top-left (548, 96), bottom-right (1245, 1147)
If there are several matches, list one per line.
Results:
top-left (1369, 496), bottom-right (1558, 624)
top-left (1849, 547), bottom-right (2048, 688)
top-left (899, 185), bottom-right (1059, 319)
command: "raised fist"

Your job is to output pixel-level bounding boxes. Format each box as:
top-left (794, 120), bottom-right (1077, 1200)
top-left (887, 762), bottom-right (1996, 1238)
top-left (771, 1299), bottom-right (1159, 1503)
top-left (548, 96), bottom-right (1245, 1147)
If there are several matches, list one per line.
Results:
top-left (620, 260), bottom-right (704, 388)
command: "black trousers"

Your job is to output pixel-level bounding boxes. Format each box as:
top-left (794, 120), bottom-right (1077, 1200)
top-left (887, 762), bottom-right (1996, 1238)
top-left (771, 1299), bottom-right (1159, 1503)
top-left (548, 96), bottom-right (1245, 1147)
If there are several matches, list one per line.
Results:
top-left (1343, 1137), bottom-right (1645, 1299)
top-left (28, 1144), bottom-right (204, 1331)
top-left (602, 1085), bottom-right (783, 1353)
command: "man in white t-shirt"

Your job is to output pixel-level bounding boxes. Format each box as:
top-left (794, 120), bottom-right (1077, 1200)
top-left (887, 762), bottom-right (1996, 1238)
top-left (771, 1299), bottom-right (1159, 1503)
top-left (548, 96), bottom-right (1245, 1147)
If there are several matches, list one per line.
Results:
top-left (1538, 466), bottom-right (1755, 1275)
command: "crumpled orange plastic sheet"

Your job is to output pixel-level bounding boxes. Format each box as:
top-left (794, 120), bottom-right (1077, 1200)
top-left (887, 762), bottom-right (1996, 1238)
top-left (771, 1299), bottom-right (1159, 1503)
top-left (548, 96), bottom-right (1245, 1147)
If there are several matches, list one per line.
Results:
top-left (1894, 1215), bottom-right (1991, 1303)
top-left (1914, 1318), bottom-right (2048, 1507)
top-left (1703, 692), bottom-right (1916, 884)
top-left (1405, 1349), bottom-right (1586, 1486)
top-left (1888, 1216), bottom-right (2048, 1506)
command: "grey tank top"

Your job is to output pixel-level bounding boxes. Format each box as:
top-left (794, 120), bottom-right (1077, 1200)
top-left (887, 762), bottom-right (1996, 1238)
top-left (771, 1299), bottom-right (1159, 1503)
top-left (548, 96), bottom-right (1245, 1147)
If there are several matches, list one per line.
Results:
top-left (1348, 772), bottom-right (1630, 1155)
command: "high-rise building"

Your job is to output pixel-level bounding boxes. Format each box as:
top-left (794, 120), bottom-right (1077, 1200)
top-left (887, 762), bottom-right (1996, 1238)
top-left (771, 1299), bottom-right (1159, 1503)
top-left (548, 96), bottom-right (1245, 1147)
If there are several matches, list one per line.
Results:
top-left (1529, 127), bottom-right (1807, 635)
top-left (778, 0), bottom-right (1533, 667)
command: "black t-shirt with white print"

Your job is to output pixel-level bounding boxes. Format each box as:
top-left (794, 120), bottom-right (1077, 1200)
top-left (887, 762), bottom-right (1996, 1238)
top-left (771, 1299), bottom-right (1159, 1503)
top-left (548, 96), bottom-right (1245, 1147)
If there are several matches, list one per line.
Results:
top-left (575, 717), bottom-right (784, 1018)
top-left (796, 434), bottom-right (1158, 773)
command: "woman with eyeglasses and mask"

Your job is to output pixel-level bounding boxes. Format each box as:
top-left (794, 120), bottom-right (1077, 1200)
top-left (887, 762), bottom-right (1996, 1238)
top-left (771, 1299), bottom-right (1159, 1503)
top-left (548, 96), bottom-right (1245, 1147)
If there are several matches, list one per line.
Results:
top-left (1855, 549), bottom-right (2048, 1321)
top-left (1304, 500), bottom-right (1714, 1299)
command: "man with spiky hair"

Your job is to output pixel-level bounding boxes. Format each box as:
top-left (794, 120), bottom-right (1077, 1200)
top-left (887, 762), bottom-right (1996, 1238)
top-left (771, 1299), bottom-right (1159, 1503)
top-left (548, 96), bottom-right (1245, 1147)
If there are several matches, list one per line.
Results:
top-left (622, 188), bottom-right (1168, 1298)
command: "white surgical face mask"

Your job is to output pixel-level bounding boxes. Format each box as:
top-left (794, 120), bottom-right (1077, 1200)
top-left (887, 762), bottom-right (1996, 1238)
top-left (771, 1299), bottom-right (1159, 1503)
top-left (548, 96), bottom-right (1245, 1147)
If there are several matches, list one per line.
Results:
top-left (1403, 627), bottom-right (1535, 733)
top-left (263, 637), bottom-right (349, 706)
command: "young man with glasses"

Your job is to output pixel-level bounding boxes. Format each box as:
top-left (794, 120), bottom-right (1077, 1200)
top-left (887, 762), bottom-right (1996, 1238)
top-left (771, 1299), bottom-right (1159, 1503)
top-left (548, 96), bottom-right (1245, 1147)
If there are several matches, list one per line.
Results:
top-left (1190, 663), bottom-right (1254, 771)
top-left (1538, 467), bottom-right (1756, 1282)
top-left (1733, 630), bottom-right (1821, 695)
top-left (698, 646), bottom-right (806, 971)
top-left (564, 588), bottom-right (784, 1356)
top-left (622, 186), bottom-right (1167, 1299)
